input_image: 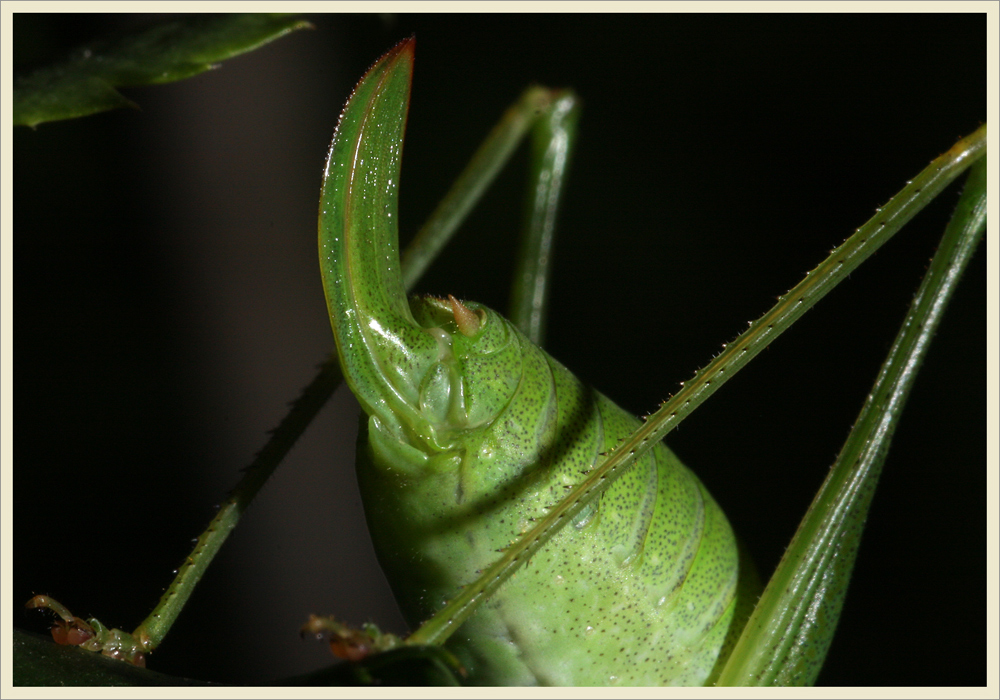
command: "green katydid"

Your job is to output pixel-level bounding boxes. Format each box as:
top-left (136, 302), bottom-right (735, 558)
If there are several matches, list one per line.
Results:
top-left (311, 37), bottom-right (985, 686)
top-left (15, 15), bottom-right (984, 684)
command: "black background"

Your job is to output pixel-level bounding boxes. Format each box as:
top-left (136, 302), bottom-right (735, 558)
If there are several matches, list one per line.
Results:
top-left (14, 12), bottom-right (986, 686)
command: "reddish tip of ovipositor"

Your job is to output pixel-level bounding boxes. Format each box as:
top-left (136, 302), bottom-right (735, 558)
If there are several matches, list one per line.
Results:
top-left (381, 35), bottom-right (416, 66)
top-left (353, 36), bottom-right (415, 98)
top-left (398, 34), bottom-right (416, 55)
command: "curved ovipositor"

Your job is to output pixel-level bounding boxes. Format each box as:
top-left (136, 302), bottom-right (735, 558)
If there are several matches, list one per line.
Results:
top-left (318, 37), bottom-right (756, 686)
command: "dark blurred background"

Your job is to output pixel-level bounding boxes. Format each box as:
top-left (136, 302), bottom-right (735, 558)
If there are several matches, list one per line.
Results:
top-left (14, 13), bottom-right (985, 686)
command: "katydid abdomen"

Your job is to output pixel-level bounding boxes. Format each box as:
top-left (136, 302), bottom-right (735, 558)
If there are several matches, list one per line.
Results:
top-left (320, 38), bottom-right (755, 686)
top-left (357, 302), bottom-right (752, 685)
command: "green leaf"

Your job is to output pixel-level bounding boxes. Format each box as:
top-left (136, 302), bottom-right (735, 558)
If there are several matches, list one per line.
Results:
top-left (12, 628), bottom-right (214, 686)
top-left (13, 13), bottom-right (311, 127)
top-left (13, 627), bottom-right (464, 686)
